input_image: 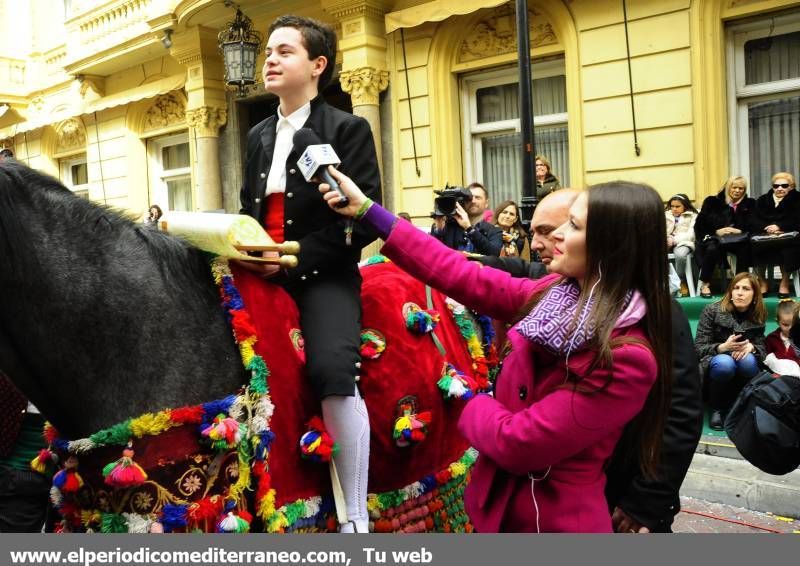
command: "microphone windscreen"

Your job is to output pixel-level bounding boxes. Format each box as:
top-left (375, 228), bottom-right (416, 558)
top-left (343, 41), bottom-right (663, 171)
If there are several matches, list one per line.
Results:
top-left (292, 128), bottom-right (321, 154)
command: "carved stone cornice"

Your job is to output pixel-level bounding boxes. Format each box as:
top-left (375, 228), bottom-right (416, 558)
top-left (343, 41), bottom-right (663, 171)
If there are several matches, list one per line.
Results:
top-left (323, 0), bottom-right (391, 21)
top-left (185, 106), bottom-right (227, 137)
top-left (143, 93), bottom-right (186, 133)
top-left (340, 67), bottom-right (388, 106)
top-left (458, 4), bottom-right (557, 63)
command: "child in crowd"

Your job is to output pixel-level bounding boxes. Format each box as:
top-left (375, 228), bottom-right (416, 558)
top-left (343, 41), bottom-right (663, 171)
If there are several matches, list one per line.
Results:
top-left (764, 299), bottom-right (800, 377)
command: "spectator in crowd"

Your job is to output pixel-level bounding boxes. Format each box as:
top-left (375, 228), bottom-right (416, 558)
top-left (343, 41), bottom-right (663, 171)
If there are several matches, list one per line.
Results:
top-left (665, 194), bottom-right (697, 297)
top-left (431, 182), bottom-right (502, 256)
top-left (320, 170), bottom-right (674, 533)
top-left (750, 172), bottom-right (800, 298)
top-left (474, 188), bottom-right (702, 533)
top-left (694, 176), bottom-right (755, 298)
top-left (143, 204), bottom-right (163, 229)
top-left (0, 148), bottom-right (13, 161)
top-left (0, 372), bottom-right (49, 533)
top-left (535, 155), bottom-right (561, 200)
top-left (492, 200), bottom-right (531, 261)
top-left (237, 15), bottom-right (381, 533)
top-left (764, 299), bottom-right (800, 376)
top-left (694, 272), bottom-right (767, 430)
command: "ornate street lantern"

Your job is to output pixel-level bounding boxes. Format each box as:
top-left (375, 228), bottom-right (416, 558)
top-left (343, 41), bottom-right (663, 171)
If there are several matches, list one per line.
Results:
top-left (217, 4), bottom-right (263, 97)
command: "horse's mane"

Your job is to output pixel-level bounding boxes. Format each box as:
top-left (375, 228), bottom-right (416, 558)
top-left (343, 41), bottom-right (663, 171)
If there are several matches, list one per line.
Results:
top-left (0, 160), bottom-right (211, 298)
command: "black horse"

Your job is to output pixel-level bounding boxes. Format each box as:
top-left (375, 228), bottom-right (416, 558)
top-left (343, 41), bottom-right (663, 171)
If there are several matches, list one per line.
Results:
top-left (0, 160), bottom-right (245, 439)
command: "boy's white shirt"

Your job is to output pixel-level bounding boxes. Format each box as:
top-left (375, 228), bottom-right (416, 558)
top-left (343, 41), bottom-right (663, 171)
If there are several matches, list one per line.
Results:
top-left (265, 101), bottom-right (311, 196)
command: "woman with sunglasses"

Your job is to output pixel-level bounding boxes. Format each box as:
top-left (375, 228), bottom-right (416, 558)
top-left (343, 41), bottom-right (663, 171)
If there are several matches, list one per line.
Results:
top-left (751, 172), bottom-right (800, 298)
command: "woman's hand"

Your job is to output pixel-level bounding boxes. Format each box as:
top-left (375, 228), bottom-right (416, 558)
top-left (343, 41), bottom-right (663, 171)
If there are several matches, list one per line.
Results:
top-left (318, 166), bottom-right (368, 216)
top-left (667, 236), bottom-right (675, 248)
top-left (718, 334), bottom-right (745, 354)
top-left (716, 227), bottom-right (737, 236)
top-left (765, 224), bottom-right (782, 234)
top-left (731, 340), bottom-right (754, 360)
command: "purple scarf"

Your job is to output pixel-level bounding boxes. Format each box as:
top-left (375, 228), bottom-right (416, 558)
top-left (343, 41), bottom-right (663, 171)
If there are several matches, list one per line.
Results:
top-left (516, 278), bottom-right (632, 355)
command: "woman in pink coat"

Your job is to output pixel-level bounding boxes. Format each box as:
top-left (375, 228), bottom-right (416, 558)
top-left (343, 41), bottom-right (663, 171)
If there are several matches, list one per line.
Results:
top-left (320, 171), bottom-right (672, 533)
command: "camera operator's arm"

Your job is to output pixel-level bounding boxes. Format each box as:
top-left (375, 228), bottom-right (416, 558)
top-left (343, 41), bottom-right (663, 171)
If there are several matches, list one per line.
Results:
top-left (467, 222), bottom-right (503, 256)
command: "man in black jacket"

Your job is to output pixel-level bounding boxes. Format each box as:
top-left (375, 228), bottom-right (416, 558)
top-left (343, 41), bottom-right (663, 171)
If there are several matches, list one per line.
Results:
top-left (476, 190), bottom-right (703, 532)
top-left (238, 15), bottom-right (380, 533)
top-left (431, 182), bottom-right (503, 256)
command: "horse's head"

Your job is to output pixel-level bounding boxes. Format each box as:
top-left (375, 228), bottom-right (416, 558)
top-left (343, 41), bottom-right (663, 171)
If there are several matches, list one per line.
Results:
top-left (0, 161), bottom-right (245, 437)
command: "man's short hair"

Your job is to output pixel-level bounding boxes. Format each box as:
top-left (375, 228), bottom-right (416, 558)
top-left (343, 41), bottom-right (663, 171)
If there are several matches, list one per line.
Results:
top-left (0, 148), bottom-right (14, 159)
top-left (269, 15), bottom-right (337, 90)
top-left (467, 182), bottom-right (488, 199)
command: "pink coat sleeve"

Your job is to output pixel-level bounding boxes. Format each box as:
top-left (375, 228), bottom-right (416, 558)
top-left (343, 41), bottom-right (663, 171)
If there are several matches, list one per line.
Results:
top-left (457, 341), bottom-right (657, 475)
top-left (381, 220), bottom-right (555, 321)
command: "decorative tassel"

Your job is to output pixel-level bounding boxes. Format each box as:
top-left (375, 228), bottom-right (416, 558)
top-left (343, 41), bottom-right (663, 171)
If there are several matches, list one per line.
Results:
top-left (437, 363), bottom-right (478, 400)
top-left (393, 405), bottom-right (431, 447)
top-left (160, 503), bottom-right (189, 533)
top-left (102, 442), bottom-right (147, 488)
top-left (217, 501), bottom-right (250, 533)
top-left (405, 305), bottom-right (439, 334)
top-left (30, 448), bottom-right (58, 474)
top-left (299, 417), bottom-right (338, 463)
top-left (52, 455), bottom-right (84, 493)
top-left (201, 413), bottom-right (244, 450)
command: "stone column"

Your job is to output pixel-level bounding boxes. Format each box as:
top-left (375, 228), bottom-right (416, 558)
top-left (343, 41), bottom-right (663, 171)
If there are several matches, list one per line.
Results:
top-left (170, 26), bottom-right (229, 211)
top-left (340, 66), bottom-right (389, 171)
top-left (185, 106), bottom-right (227, 211)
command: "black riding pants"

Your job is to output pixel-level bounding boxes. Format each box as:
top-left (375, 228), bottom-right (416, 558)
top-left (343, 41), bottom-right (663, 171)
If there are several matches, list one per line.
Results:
top-left (284, 269), bottom-right (363, 399)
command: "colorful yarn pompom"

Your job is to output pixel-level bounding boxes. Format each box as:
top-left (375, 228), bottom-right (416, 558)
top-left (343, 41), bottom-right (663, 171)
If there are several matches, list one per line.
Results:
top-left (102, 443), bottom-right (147, 488)
top-left (201, 414), bottom-right (245, 450)
top-left (393, 405), bottom-right (432, 447)
top-left (360, 329), bottom-right (386, 360)
top-left (299, 417), bottom-right (338, 463)
top-left (217, 501), bottom-right (251, 533)
top-left (52, 456), bottom-right (84, 493)
top-left (30, 448), bottom-right (58, 475)
top-left (404, 305), bottom-right (439, 334)
top-left (437, 363), bottom-right (479, 400)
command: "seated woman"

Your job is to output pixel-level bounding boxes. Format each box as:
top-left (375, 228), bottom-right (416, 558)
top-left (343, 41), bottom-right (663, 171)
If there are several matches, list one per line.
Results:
top-left (492, 200), bottom-right (531, 261)
top-left (665, 193), bottom-right (697, 297)
top-left (694, 176), bottom-right (755, 298)
top-left (694, 273), bottom-right (766, 430)
top-left (764, 298), bottom-right (800, 377)
top-left (319, 169), bottom-right (672, 533)
top-left (535, 155), bottom-right (561, 200)
top-left (750, 172), bottom-right (800, 298)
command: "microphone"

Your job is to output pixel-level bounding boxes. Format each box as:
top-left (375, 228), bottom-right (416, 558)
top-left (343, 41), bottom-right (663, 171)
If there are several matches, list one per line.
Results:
top-left (293, 128), bottom-right (349, 208)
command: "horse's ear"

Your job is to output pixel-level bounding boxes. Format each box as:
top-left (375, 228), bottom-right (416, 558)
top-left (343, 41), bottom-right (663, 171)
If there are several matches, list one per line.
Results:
top-left (93, 216), bottom-right (113, 233)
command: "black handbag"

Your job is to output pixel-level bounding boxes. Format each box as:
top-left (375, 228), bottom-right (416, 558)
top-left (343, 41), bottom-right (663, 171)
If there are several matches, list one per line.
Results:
top-left (725, 371), bottom-right (800, 475)
top-left (716, 232), bottom-right (749, 246)
top-left (749, 231), bottom-right (800, 249)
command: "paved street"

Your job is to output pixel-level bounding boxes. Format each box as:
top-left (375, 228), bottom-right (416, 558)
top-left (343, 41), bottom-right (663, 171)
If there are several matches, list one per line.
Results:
top-left (674, 497), bottom-right (800, 533)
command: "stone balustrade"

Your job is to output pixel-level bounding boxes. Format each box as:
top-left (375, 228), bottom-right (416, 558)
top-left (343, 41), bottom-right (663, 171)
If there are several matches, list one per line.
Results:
top-left (65, 0), bottom-right (154, 62)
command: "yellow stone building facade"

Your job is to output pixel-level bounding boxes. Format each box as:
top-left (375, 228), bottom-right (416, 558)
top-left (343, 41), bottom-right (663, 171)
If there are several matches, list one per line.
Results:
top-left (0, 0), bottom-right (798, 223)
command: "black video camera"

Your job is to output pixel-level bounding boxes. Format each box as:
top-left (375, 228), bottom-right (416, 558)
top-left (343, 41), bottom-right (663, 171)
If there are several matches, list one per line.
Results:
top-left (433, 186), bottom-right (473, 216)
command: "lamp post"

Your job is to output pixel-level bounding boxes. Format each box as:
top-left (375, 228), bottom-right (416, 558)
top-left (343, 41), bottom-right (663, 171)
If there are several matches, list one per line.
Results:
top-left (217, 3), bottom-right (263, 97)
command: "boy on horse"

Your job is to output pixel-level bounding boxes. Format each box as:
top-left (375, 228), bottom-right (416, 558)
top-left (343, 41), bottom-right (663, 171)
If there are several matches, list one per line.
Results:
top-left (237, 15), bottom-right (382, 533)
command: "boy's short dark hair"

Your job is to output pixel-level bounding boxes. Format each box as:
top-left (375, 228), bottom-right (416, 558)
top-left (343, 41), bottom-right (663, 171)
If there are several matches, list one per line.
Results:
top-left (269, 15), bottom-right (337, 90)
